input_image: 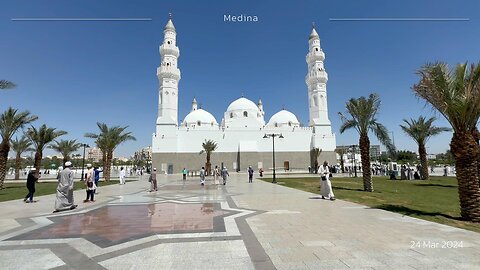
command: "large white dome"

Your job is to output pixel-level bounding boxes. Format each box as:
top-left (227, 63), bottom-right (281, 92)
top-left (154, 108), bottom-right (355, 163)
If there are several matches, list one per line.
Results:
top-left (226, 97), bottom-right (259, 112)
top-left (267, 110), bottom-right (300, 127)
top-left (182, 109), bottom-right (218, 126)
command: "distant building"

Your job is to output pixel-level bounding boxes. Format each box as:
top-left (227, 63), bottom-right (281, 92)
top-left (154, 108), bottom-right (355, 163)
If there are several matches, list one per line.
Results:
top-left (336, 145), bottom-right (381, 159)
top-left (134, 146), bottom-right (152, 161)
top-left (87, 147), bottom-right (109, 162)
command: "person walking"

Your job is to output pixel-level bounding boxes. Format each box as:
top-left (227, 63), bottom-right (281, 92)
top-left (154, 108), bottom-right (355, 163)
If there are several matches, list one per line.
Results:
top-left (149, 168), bottom-right (157, 191)
top-left (213, 166), bottom-right (220, 184)
top-left (24, 168), bottom-right (38, 203)
top-left (84, 164), bottom-right (96, 203)
top-left (182, 168), bottom-right (188, 181)
top-left (221, 167), bottom-right (229, 185)
top-left (319, 161), bottom-right (335, 201)
top-left (248, 166), bottom-right (254, 183)
top-left (200, 167), bottom-right (206, 186)
top-left (94, 166), bottom-right (102, 193)
top-left (119, 167), bottom-right (126, 185)
top-left (54, 161), bottom-right (77, 212)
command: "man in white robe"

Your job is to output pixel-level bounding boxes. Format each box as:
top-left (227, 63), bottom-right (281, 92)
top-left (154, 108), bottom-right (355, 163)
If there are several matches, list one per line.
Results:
top-left (53, 161), bottom-right (77, 212)
top-left (319, 161), bottom-right (336, 201)
top-left (119, 167), bottom-right (126, 185)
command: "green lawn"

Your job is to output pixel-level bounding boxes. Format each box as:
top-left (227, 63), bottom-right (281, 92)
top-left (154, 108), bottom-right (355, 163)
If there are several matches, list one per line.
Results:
top-left (0, 180), bottom-right (137, 202)
top-left (260, 176), bottom-right (480, 233)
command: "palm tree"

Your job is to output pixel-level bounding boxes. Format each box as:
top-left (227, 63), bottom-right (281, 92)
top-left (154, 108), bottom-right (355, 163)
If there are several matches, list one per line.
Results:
top-left (413, 62), bottom-right (480, 222)
top-left (200, 140), bottom-right (218, 175)
top-left (26, 124), bottom-right (67, 174)
top-left (0, 107), bottom-right (38, 189)
top-left (310, 147), bottom-right (322, 174)
top-left (339, 93), bottom-right (395, 192)
top-left (400, 116), bottom-right (450, 180)
top-left (85, 123), bottom-right (136, 181)
top-left (0, 80), bottom-right (16, 89)
top-left (10, 135), bottom-right (34, 180)
top-left (335, 147), bottom-right (347, 173)
top-left (49, 139), bottom-right (82, 165)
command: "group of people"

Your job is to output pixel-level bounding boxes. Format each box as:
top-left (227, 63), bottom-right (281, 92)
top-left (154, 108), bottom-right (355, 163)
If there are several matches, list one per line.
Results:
top-left (22, 161), bottom-right (105, 213)
top-left (199, 166), bottom-right (230, 185)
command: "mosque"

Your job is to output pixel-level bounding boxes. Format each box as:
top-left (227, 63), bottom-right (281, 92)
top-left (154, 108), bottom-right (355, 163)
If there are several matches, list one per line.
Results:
top-left (152, 15), bottom-right (336, 174)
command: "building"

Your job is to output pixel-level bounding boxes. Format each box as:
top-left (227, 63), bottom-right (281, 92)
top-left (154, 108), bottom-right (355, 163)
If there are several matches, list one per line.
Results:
top-left (134, 146), bottom-right (152, 161)
top-left (336, 145), bottom-right (382, 160)
top-left (152, 15), bottom-right (336, 174)
top-left (87, 147), bottom-right (104, 162)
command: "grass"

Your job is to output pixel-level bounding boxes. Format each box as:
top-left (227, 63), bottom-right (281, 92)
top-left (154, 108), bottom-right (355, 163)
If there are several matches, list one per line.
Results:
top-left (0, 180), bottom-right (137, 202)
top-left (260, 176), bottom-right (480, 233)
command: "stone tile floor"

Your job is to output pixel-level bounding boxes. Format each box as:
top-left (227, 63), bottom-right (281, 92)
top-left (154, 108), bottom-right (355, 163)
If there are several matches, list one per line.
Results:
top-left (0, 173), bottom-right (479, 269)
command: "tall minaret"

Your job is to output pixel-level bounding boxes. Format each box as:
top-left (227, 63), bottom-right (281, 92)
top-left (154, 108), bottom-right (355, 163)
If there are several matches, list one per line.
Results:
top-left (306, 25), bottom-right (332, 133)
top-left (157, 13), bottom-right (181, 126)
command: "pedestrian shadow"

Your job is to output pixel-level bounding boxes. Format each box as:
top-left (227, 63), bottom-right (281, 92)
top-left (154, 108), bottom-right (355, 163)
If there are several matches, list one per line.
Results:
top-left (374, 204), bottom-right (463, 221)
top-left (331, 186), bottom-right (364, 192)
top-left (413, 183), bottom-right (457, 188)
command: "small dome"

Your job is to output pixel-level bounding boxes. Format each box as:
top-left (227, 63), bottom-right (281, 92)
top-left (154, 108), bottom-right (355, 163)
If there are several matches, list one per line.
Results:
top-left (182, 109), bottom-right (218, 126)
top-left (268, 110), bottom-right (300, 127)
top-left (227, 97), bottom-right (259, 112)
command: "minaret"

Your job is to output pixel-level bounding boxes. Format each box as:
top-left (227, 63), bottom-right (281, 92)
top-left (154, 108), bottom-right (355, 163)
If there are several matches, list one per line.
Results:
top-left (157, 13), bottom-right (181, 126)
top-left (305, 24), bottom-right (332, 133)
top-left (257, 98), bottom-right (264, 117)
top-left (191, 97), bottom-right (197, 111)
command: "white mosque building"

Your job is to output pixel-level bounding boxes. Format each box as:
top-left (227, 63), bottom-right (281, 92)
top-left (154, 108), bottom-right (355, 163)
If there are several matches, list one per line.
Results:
top-left (152, 15), bottom-right (336, 174)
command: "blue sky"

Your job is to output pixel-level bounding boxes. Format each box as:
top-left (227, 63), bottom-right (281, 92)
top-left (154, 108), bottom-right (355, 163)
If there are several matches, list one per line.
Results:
top-left (1, 0), bottom-right (479, 157)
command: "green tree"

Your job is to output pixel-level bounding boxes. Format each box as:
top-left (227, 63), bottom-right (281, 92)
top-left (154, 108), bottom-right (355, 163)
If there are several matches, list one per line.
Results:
top-left (10, 135), bottom-right (33, 180)
top-left (335, 148), bottom-right (346, 173)
top-left (400, 116), bottom-right (450, 179)
top-left (339, 93), bottom-right (395, 192)
top-left (310, 147), bottom-right (322, 174)
top-left (199, 140), bottom-right (218, 175)
top-left (0, 107), bottom-right (38, 188)
top-left (0, 80), bottom-right (16, 89)
top-left (26, 124), bottom-right (67, 174)
top-left (396, 150), bottom-right (418, 163)
top-left (49, 139), bottom-right (82, 165)
top-left (413, 62), bottom-right (480, 222)
top-left (85, 123), bottom-right (136, 181)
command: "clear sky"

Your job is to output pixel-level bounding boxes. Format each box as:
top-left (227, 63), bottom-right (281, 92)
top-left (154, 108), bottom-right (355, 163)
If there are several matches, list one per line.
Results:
top-left (1, 0), bottom-right (479, 157)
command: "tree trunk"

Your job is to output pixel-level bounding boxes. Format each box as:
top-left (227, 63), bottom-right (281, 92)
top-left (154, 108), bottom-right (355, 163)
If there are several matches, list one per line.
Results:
top-left (0, 140), bottom-right (10, 189)
top-left (15, 152), bottom-right (21, 180)
top-left (473, 128), bottom-right (480, 186)
top-left (34, 150), bottom-right (42, 178)
top-left (62, 157), bottom-right (68, 166)
top-left (359, 134), bottom-right (373, 192)
top-left (450, 131), bottom-right (480, 222)
top-left (206, 152), bottom-right (211, 175)
top-left (418, 143), bottom-right (429, 180)
top-left (104, 151), bottom-right (113, 181)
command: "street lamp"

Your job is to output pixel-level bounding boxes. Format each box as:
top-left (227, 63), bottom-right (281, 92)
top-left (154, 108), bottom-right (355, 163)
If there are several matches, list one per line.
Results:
top-left (263, 133), bottom-right (284, 183)
top-left (349, 144), bottom-right (358, 178)
top-left (80, 143), bottom-right (90, 182)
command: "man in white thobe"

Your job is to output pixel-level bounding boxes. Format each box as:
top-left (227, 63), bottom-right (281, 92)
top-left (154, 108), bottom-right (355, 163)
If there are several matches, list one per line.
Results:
top-left (119, 167), bottom-right (126, 185)
top-left (319, 161), bottom-right (336, 201)
top-left (54, 161), bottom-right (77, 212)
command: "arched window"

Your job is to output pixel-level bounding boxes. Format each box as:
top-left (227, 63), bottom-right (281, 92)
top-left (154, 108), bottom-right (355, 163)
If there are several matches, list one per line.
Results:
top-left (243, 111), bottom-right (248, 117)
top-left (230, 112), bottom-right (234, 118)
top-left (197, 121), bottom-right (201, 126)
top-left (274, 123), bottom-right (278, 127)
top-left (288, 121), bottom-right (292, 127)
top-left (313, 96), bottom-right (318, 107)
top-left (315, 48), bottom-right (319, 51)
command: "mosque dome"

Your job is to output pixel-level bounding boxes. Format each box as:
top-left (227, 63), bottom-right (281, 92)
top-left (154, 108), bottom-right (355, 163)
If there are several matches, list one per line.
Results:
top-left (182, 109), bottom-right (218, 127)
top-left (226, 97), bottom-right (260, 112)
top-left (267, 110), bottom-right (300, 127)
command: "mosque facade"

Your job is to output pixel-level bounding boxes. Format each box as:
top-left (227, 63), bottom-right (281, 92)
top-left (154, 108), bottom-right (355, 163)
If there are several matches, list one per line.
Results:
top-left (152, 16), bottom-right (336, 174)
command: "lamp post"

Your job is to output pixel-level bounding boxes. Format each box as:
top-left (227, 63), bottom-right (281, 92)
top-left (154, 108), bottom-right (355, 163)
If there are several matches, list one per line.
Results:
top-left (349, 144), bottom-right (358, 178)
top-left (80, 143), bottom-right (90, 182)
top-left (263, 133), bottom-right (284, 183)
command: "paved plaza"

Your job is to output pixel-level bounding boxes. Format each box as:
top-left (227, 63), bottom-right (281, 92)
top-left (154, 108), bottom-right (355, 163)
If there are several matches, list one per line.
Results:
top-left (0, 173), bottom-right (479, 270)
